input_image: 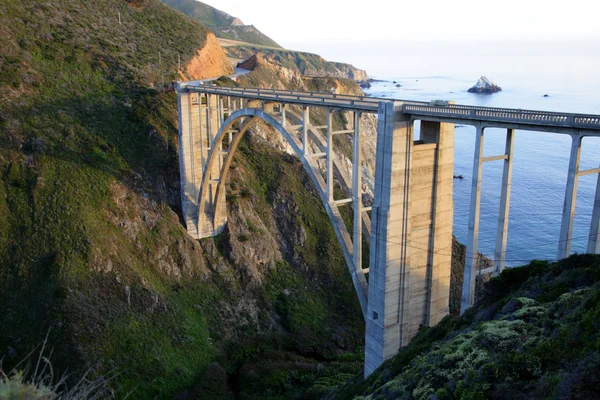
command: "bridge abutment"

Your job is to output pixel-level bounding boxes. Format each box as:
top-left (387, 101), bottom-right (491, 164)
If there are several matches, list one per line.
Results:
top-left (178, 88), bottom-right (228, 239)
top-left (365, 103), bottom-right (454, 377)
top-left (177, 90), bottom-right (203, 239)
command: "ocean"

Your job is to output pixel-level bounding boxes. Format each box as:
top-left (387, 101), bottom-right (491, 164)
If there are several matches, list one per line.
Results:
top-left (293, 39), bottom-right (600, 265)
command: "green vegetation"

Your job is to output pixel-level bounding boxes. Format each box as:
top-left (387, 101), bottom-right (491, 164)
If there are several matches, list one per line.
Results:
top-left (0, 1), bottom-right (367, 398)
top-left (161, 0), bottom-right (282, 48)
top-left (329, 254), bottom-right (600, 400)
top-left (212, 26), bottom-right (282, 49)
top-left (0, 1), bottom-right (221, 396)
top-left (0, 337), bottom-right (111, 399)
top-left (232, 135), bottom-right (364, 354)
top-left (161, 0), bottom-right (236, 27)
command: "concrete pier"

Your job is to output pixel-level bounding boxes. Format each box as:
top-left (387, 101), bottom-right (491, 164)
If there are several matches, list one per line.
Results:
top-left (588, 171), bottom-right (600, 254)
top-left (494, 129), bottom-right (515, 275)
top-left (364, 103), bottom-right (454, 377)
top-left (177, 91), bottom-right (202, 238)
top-left (462, 126), bottom-right (484, 313)
top-left (558, 135), bottom-right (582, 260)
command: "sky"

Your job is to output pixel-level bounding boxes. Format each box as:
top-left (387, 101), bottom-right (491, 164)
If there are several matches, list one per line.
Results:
top-left (205, 0), bottom-right (600, 48)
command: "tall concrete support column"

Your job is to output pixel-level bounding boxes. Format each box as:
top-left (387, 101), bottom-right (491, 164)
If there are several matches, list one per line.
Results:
top-left (176, 87), bottom-right (203, 238)
top-left (365, 104), bottom-right (455, 377)
top-left (207, 94), bottom-right (213, 144)
top-left (365, 102), bottom-right (413, 377)
top-left (353, 111), bottom-right (363, 273)
top-left (302, 106), bottom-right (310, 155)
top-left (494, 129), bottom-right (515, 275)
top-left (218, 96), bottom-right (224, 130)
top-left (588, 169), bottom-right (600, 254)
top-left (326, 108), bottom-right (333, 201)
top-left (198, 94), bottom-right (207, 168)
top-left (462, 125), bottom-right (484, 314)
top-left (281, 103), bottom-right (287, 126)
top-left (558, 134), bottom-right (582, 259)
top-left (420, 120), bottom-right (454, 327)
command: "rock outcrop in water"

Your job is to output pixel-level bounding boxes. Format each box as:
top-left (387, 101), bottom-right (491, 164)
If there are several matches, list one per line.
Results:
top-left (468, 76), bottom-right (502, 93)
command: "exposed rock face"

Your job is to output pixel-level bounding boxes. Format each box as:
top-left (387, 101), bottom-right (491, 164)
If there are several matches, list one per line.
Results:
top-left (468, 76), bottom-right (502, 93)
top-left (237, 53), bottom-right (305, 89)
top-left (331, 62), bottom-right (368, 81)
top-left (230, 17), bottom-right (244, 26)
top-left (183, 32), bottom-right (234, 80)
top-left (226, 47), bottom-right (366, 82)
top-left (236, 54), bottom-right (260, 71)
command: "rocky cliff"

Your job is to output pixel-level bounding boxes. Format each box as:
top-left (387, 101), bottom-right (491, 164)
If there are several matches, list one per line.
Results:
top-left (331, 62), bottom-right (369, 81)
top-left (182, 32), bottom-right (234, 80)
top-left (227, 46), bottom-right (368, 82)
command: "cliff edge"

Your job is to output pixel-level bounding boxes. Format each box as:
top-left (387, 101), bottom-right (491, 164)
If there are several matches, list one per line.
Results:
top-left (183, 31), bottom-right (234, 80)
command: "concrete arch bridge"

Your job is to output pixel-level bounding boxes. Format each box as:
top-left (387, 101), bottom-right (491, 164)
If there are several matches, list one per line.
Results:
top-left (176, 83), bottom-right (600, 377)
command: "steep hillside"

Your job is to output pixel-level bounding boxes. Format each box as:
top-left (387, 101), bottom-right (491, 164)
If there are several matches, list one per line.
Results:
top-left (161, 0), bottom-right (282, 48)
top-left (212, 25), bottom-right (282, 48)
top-left (0, 1), bottom-right (363, 398)
top-left (329, 254), bottom-right (600, 400)
top-left (161, 0), bottom-right (237, 27)
top-left (1, 1), bottom-right (495, 399)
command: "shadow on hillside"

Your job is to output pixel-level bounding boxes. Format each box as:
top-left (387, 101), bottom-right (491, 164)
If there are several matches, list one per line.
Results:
top-left (0, 89), bottom-right (183, 214)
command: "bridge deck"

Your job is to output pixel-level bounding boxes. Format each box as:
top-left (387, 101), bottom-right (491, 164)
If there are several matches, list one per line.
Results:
top-left (182, 84), bottom-right (600, 134)
top-left (403, 103), bottom-right (600, 133)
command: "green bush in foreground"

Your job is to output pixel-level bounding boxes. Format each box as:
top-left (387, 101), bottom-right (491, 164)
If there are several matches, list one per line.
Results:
top-left (328, 254), bottom-right (600, 400)
top-left (0, 338), bottom-right (111, 400)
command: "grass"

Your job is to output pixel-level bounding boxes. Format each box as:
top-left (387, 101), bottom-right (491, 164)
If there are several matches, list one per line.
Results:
top-left (0, 334), bottom-right (112, 399)
top-left (0, 0), bottom-right (221, 397)
top-left (160, 0), bottom-right (234, 28)
top-left (97, 287), bottom-right (216, 397)
top-left (161, 0), bottom-right (282, 47)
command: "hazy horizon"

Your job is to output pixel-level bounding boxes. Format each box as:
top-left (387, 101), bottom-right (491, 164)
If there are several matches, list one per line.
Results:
top-left (206, 0), bottom-right (600, 43)
top-left (282, 39), bottom-right (600, 78)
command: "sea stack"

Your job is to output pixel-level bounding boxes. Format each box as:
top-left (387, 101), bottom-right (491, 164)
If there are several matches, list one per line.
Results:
top-left (468, 76), bottom-right (502, 94)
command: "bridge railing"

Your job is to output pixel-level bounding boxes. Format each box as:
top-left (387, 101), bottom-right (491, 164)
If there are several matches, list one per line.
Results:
top-left (182, 83), bottom-right (600, 130)
top-left (402, 103), bottom-right (600, 130)
top-left (186, 84), bottom-right (384, 112)
top-left (199, 83), bottom-right (393, 103)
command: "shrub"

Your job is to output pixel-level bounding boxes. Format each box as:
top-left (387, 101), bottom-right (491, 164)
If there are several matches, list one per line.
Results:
top-left (0, 337), bottom-right (111, 400)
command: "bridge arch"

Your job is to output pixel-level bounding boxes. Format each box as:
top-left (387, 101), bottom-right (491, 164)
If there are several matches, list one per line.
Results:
top-left (196, 107), bottom-right (369, 315)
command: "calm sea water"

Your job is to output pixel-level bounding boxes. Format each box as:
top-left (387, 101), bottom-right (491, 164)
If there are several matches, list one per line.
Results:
top-left (293, 40), bottom-right (600, 265)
